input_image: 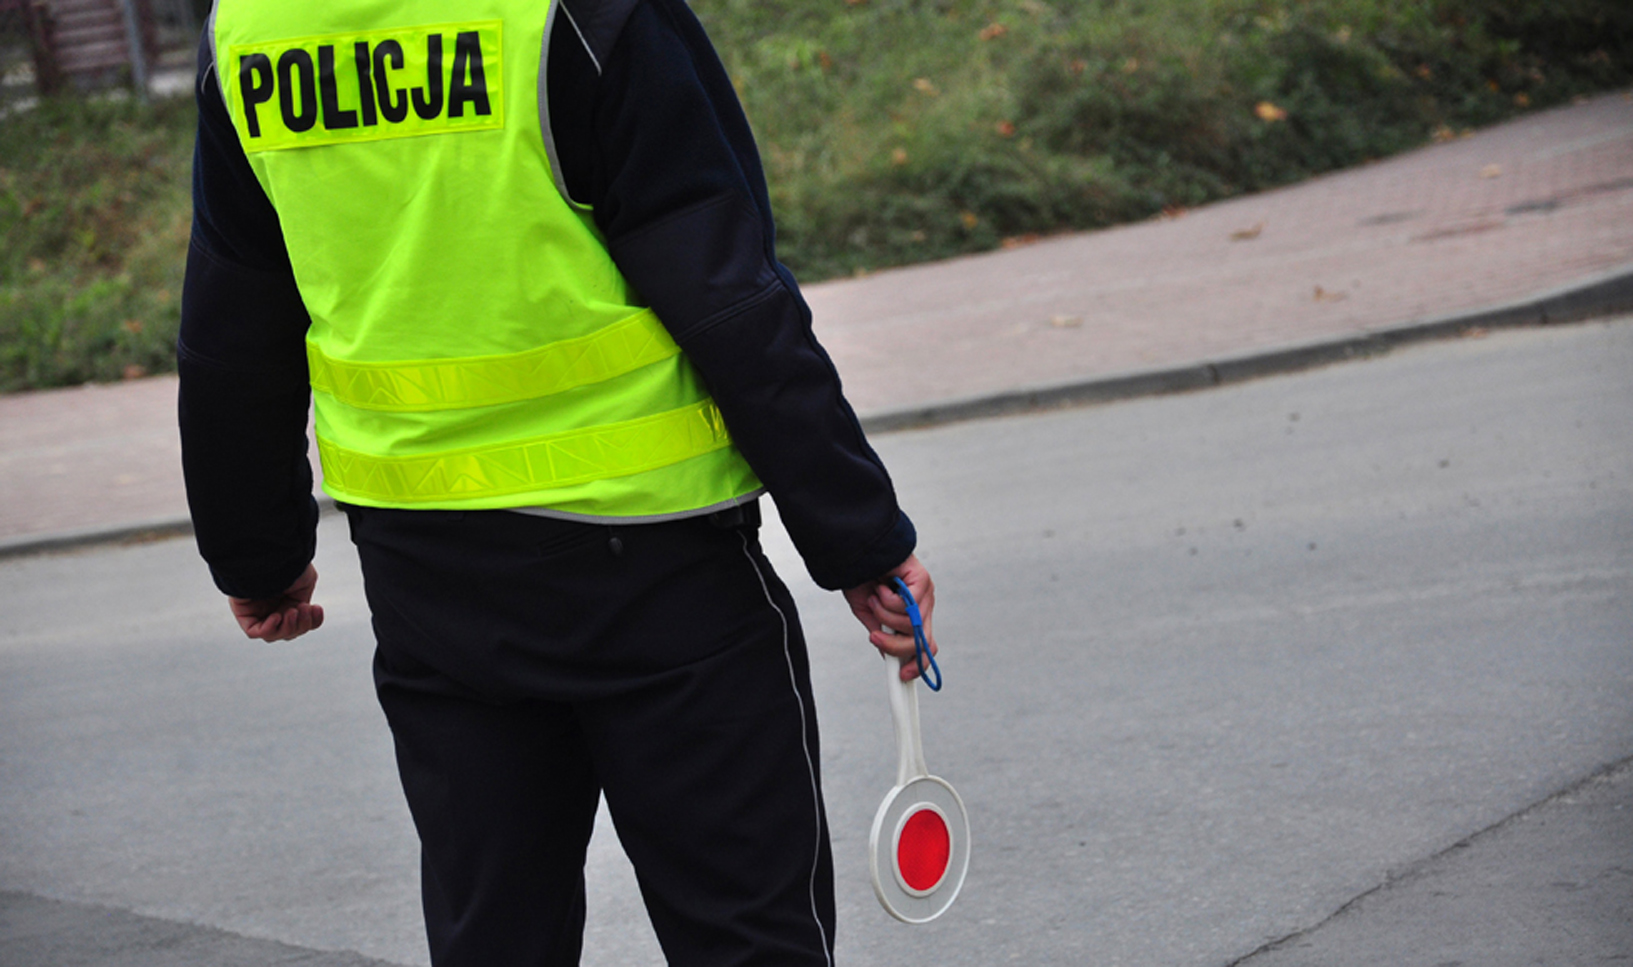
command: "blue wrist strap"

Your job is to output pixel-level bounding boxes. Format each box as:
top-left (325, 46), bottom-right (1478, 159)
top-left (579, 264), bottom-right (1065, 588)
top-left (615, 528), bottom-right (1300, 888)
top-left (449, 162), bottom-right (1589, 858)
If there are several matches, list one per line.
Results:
top-left (889, 576), bottom-right (942, 692)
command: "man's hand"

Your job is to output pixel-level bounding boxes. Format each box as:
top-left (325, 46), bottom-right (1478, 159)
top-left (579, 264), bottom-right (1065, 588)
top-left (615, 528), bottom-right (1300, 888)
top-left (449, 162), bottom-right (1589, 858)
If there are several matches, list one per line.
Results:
top-left (229, 564), bottom-right (325, 641)
top-left (843, 554), bottom-right (937, 682)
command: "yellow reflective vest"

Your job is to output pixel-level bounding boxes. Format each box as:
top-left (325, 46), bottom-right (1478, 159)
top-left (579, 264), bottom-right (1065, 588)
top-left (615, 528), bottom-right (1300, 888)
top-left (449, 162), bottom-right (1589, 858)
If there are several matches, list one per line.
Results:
top-left (211, 0), bottom-right (762, 519)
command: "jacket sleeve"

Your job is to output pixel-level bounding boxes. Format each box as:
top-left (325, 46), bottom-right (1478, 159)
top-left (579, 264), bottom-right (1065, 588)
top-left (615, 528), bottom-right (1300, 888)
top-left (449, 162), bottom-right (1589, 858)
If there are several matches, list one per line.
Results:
top-left (177, 31), bottom-right (320, 600)
top-left (555, 0), bottom-right (917, 590)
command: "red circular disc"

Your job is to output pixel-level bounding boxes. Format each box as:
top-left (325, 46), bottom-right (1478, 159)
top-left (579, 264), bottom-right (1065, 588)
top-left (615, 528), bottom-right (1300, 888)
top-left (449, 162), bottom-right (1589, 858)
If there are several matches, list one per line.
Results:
top-left (895, 807), bottom-right (951, 892)
top-left (871, 776), bottom-right (969, 922)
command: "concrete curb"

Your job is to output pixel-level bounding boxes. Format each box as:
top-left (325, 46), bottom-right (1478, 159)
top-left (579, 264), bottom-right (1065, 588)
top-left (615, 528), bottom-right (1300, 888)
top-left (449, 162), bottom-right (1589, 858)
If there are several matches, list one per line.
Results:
top-left (859, 261), bottom-right (1633, 434)
top-left (2, 263), bottom-right (1630, 562)
top-left (0, 497), bottom-right (341, 563)
top-left (0, 517), bottom-right (197, 561)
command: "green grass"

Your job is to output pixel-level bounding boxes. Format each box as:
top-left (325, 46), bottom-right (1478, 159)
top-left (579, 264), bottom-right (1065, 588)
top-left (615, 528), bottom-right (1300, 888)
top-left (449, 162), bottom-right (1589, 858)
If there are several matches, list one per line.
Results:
top-left (1, 94), bottom-right (194, 392)
top-left (2, 0), bottom-right (1630, 392)
top-left (697, 0), bottom-right (1633, 279)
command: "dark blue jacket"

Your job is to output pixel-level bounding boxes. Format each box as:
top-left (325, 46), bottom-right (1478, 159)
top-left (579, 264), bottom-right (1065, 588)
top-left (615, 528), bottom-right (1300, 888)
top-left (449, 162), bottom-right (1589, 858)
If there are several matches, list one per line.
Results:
top-left (179, 0), bottom-right (915, 598)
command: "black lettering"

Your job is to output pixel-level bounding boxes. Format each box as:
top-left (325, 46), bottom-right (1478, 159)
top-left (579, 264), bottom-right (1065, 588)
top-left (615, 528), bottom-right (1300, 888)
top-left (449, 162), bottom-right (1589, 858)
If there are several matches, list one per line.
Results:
top-left (277, 49), bottom-right (318, 133)
top-left (318, 46), bottom-right (358, 129)
top-left (238, 53), bottom-right (274, 137)
top-left (447, 31), bottom-right (491, 118)
top-left (353, 41), bottom-right (377, 126)
top-left (373, 40), bottom-right (407, 123)
top-left (411, 33), bottom-right (443, 120)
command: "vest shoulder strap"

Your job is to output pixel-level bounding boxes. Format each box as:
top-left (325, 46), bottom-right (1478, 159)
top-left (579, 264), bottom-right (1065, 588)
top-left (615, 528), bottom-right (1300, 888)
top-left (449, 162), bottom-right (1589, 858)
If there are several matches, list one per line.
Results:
top-left (555, 0), bottom-right (639, 74)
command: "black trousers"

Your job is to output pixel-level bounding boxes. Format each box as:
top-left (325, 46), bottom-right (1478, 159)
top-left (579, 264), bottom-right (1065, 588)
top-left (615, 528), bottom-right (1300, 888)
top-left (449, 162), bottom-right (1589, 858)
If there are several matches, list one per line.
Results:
top-left (342, 503), bottom-right (836, 967)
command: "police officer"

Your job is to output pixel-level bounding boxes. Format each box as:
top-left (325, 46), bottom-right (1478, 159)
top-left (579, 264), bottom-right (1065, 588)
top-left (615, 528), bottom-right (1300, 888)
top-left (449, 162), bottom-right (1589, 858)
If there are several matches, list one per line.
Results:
top-left (180, 0), bottom-right (937, 964)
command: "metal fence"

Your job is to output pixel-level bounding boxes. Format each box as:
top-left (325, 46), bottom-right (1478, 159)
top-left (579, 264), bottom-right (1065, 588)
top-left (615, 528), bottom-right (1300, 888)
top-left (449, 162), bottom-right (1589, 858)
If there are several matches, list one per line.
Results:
top-left (0, 2), bottom-right (52, 108)
top-left (0, 0), bottom-right (199, 108)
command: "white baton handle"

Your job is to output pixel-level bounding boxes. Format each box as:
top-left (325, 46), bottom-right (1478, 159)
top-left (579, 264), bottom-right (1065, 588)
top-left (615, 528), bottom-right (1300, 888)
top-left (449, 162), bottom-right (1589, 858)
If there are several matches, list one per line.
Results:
top-left (886, 655), bottom-right (929, 787)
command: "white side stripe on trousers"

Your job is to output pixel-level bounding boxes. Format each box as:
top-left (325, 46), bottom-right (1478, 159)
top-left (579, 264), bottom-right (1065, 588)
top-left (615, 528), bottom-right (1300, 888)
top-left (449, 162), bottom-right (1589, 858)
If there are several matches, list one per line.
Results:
top-left (738, 532), bottom-right (834, 967)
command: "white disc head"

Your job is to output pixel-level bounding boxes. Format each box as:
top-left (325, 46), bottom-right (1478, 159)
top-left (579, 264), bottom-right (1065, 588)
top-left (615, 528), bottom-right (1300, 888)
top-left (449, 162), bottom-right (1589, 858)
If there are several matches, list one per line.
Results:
top-left (868, 774), bottom-right (970, 923)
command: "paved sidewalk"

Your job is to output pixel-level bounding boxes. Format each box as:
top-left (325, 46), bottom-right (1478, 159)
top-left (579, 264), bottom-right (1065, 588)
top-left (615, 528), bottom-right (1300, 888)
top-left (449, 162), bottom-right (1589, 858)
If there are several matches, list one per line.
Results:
top-left (1, 90), bottom-right (1630, 552)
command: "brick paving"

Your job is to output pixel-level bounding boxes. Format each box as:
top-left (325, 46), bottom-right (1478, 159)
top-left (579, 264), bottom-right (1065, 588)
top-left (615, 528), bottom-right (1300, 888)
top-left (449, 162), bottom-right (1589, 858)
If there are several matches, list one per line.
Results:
top-left (1, 91), bottom-right (1629, 548)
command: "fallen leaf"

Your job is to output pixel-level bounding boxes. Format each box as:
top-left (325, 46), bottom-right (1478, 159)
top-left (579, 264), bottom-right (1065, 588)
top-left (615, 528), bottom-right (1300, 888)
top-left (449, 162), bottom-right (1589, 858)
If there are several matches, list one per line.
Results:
top-left (890, 147), bottom-right (909, 166)
top-left (1069, 58), bottom-right (1088, 76)
top-left (1312, 285), bottom-right (1348, 302)
top-left (1121, 57), bottom-right (1139, 74)
top-left (1432, 125), bottom-right (1456, 143)
top-left (1049, 315), bottom-right (1083, 328)
top-left (1513, 92), bottom-right (1530, 107)
top-left (1479, 164), bottom-right (1502, 179)
top-left (122, 319), bottom-right (143, 335)
top-left (959, 211), bottom-right (980, 229)
top-left (1254, 101), bottom-right (1288, 122)
top-left (1230, 222), bottom-right (1264, 241)
top-left (913, 77), bottom-right (938, 96)
top-left (995, 120), bottom-right (1016, 137)
top-left (979, 22), bottom-right (1008, 40)
top-left (122, 364), bottom-right (148, 380)
top-left (1461, 326), bottom-right (1488, 338)
top-left (1160, 205), bottom-right (1188, 220)
top-left (817, 50), bottom-right (833, 71)
top-left (1002, 234), bottom-right (1041, 249)
top-left (1415, 64), bottom-right (1433, 80)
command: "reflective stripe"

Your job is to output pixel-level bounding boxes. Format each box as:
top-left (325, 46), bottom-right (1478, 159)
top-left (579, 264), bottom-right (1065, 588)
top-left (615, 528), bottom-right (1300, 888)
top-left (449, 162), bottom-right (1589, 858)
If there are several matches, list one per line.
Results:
top-left (308, 309), bottom-right (679, 412)
top-left (318, 400), bottom-right (733, 503)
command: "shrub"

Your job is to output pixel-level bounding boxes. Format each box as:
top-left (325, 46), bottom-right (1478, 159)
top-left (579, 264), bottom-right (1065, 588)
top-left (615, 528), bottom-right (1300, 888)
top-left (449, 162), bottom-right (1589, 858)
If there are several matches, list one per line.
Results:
top-left (0, 95), bottom-right (192, 391)
top-left (696, 0), bottom-right (1633, 279)
top-left (2, 1), bottom-right (1630, 391)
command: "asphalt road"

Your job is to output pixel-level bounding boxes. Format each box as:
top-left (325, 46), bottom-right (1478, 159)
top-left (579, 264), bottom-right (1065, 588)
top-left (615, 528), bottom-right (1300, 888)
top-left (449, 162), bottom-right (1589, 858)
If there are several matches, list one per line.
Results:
top-left (2, 318), bottom-right (1630, 966)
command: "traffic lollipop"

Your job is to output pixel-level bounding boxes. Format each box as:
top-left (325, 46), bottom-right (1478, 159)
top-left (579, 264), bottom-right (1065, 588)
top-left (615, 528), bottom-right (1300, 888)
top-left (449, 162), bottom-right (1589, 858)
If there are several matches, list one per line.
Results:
top-left (869, 577), bottom-right (969, 924)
